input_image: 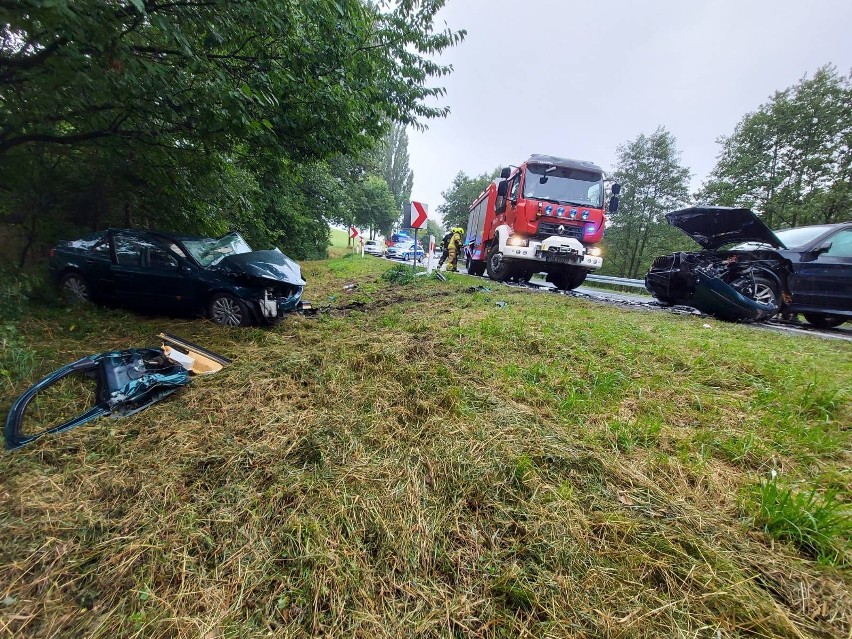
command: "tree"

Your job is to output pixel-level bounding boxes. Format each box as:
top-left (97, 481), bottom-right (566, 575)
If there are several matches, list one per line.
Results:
top-left (378, 122), bottom-right (414, 209)
top-left (437, 169), bottom-right (499, 230)
top-left (0, 0), bottom-right (465, 264)
top-left (700, 65), bottom-right (851, 228)
top-left (258, 160), bottom-right (343, 260)
top-left (601, 127), bottom-right (691, 279)
top-left (351, 176), bottom-right (398, 240)
top-left (0, 0), bottom-right (465, 159)
top-left (424, 218), bottom-right (444, 245)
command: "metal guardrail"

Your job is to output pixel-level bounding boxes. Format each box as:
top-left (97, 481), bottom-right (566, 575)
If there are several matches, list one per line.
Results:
top-left (585, 274), bottom-right (647, 289)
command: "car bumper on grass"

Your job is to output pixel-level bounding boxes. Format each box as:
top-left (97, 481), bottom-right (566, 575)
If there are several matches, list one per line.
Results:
top-left (646, 259), bottom-right (779, 322)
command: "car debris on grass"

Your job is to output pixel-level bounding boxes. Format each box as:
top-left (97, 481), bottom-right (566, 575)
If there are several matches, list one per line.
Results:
top-left (4, 333), bottom-right (229, 450)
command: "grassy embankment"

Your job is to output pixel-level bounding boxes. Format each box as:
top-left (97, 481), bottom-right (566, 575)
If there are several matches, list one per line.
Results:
top-left (328, 228), bottom-right (356, 258)
top-left (1, 255), bottom-right (850, 638)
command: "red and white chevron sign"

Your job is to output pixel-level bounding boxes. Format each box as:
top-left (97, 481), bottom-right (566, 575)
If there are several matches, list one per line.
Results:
top-left (410, 201), bottom-right (428, 229)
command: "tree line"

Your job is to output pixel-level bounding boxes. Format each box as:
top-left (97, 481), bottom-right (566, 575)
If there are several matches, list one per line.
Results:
top-left (0, 0), bottom-right (457, 267)
top-left (438, 65), bottom-right (851, 279)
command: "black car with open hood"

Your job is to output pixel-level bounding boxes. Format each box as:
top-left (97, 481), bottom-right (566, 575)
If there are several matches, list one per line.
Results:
top-left (48, 229), bottom-right (308, 326)
top-left (645, 207), bottom-right (852, 327)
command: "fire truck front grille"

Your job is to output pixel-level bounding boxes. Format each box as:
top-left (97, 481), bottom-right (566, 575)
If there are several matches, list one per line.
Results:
top-left (537, 222), bottom-right (584, 241)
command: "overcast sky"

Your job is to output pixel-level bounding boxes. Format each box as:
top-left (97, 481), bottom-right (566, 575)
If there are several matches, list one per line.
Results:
top-left (408, 0), bottom-right (852, 226)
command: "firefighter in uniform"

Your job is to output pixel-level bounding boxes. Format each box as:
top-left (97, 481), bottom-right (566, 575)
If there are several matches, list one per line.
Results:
top-left (437, 230), bottom-right (452, 268)
top-left (445, 226), bottom-right (464, 272)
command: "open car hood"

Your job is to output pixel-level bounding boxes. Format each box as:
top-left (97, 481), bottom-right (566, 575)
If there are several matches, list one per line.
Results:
top-left (666, 207), bottom-right (786, 250)
top-left (217, 248), bottom-right (306, 285)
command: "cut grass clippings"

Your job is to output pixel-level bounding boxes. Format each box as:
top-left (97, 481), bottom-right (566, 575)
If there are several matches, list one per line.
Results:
top-left (0, 255), bottom-right (850, 638)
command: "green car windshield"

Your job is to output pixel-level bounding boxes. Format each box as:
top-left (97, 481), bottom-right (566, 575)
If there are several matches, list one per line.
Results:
top-left (184, 232), bottom-right (253, 267)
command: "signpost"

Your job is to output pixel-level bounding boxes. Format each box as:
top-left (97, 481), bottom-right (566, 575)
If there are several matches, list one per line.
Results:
top-left (349, 225), bottom-right (360, 256)
top-left (402, 201), bottom-right (428, 270)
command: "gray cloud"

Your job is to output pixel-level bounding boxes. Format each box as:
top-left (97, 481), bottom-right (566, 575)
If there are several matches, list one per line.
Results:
top-left (408, 0), bottom-right (852, 223)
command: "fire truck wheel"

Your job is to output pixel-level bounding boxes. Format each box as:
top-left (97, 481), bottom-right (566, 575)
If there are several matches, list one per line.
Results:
top-left (547, 267), bottom-right (587, 291)
top-left (517, 268), bottom-right (537, 282)
top-left (486, 245), bottom-right (513, 282)
top-left (546, 271), bottom-right (567, 289)
top-left (466, 254), bottom-right (485, 276)
top-left (565, 267), bottom-right (587, 290)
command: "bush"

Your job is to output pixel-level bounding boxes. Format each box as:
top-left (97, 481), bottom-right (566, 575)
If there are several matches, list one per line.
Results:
top-left (0, 272), bottom-right (30, 323)
top-left (381, 264), bottom-right (415, 285)
top-left (0, 270), bottom-right (37, 387)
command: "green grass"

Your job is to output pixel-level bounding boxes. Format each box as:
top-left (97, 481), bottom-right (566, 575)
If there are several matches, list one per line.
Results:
top-left (328, 228), bottom-right (357, 258)
top-left (328, 227), bottom-right (353, 249)
top-left (0, 256), bottom-right (850, 638)
top-left (0, 273), bottom-right (39, 389)
top-left (745, 477), bottom-right (851, 566)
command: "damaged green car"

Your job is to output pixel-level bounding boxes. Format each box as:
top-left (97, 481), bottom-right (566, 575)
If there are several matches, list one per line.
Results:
top-left (49, 229), bottom-right (308, 326)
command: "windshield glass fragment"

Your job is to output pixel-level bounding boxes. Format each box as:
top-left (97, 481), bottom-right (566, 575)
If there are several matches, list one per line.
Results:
top-left (184, 232), bottom-right (253, 267)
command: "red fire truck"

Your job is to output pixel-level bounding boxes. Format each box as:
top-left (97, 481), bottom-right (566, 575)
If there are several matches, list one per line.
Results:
top-left (465, 154), bottom-right (620, 290)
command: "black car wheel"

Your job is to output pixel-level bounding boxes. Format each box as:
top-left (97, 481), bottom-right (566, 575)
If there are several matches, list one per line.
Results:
top-left (208, 293), bottom-right (252, 327)
top-left (802, 313), bottom-right (846, 329)
top-left (60, 271), bottom-right (91, 304)
top-left (653, 296), bottom-right (677, 307)
top-left (750, 274), bottom-right (781, 308)
top-left (486, 245), bottom-right (513, 281)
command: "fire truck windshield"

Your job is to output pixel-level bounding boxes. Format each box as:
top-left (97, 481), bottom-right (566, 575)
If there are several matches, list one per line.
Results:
top-left (523, 165), bottom-right (603, 208)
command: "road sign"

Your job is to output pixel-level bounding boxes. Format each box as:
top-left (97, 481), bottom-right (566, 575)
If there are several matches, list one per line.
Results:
top-left (349, 225), bottom-right (359, 239)
top-left (411, 201), bottom-right (428, 228)
top-left (402, 201), bottom-right (428, 229)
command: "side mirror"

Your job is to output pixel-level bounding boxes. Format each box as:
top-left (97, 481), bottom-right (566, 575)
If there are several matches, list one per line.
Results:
top-left (611, 182), bottom-right (621, 195)
top-left (609, 195), bottom-right (619, 214)
top-left (496, 180), bottom-right (508, 197)
top-left (813, 240), bottom-right (832, 255)
top-left (495, 196), bottom-right (507, 214)
top-left (500, 167), bottom-right (511, 179)
top-left (179, 263), bottom-right (192, 275)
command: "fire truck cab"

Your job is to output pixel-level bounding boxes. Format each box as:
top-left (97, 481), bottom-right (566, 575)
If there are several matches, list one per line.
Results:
top-left (465, 154), bottom-right (619, 290)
